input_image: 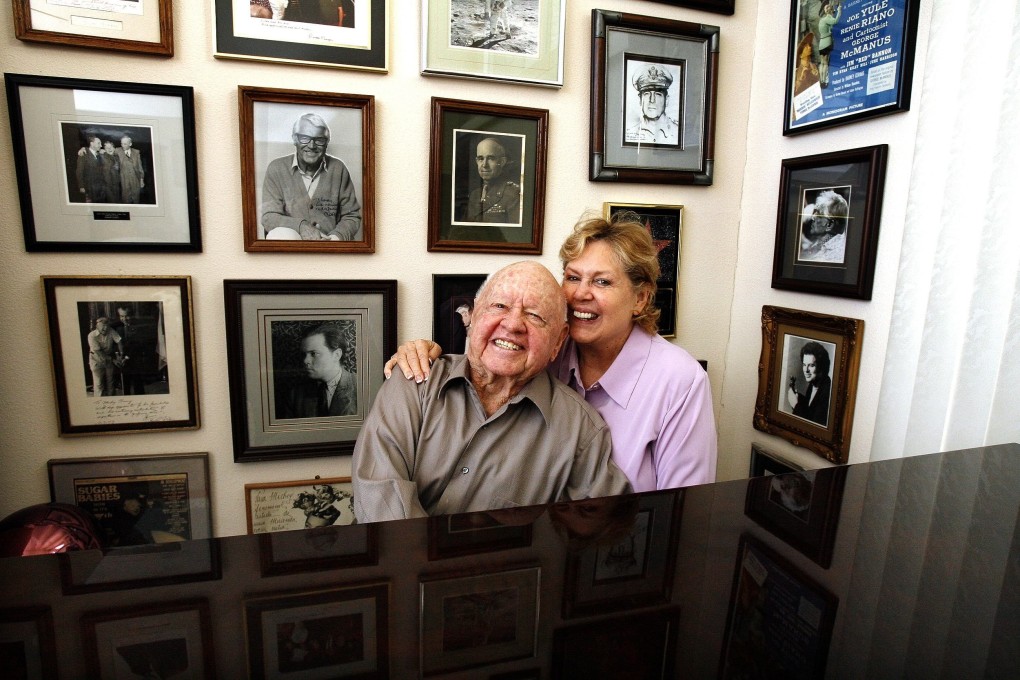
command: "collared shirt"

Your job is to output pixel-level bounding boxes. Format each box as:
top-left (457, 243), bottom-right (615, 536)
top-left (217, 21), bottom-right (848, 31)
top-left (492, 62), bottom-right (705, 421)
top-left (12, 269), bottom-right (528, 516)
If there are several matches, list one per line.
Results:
top-left (291, 154), bottom-right (326, 198)
top-left (552, 326), bottom-right (717, 492)
top-left (352, 354), bottom-right (631, 523)
top-left (323, 368), bottom-right (345, 407)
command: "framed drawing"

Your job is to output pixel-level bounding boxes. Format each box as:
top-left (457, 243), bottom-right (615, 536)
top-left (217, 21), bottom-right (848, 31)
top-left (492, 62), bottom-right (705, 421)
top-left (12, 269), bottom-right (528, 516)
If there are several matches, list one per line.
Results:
top-left (432, 274), bottom-right (486, 355)
top-left (419, 566), bottom-right (539, 675)
top-left (41, 276), bottom-right (199, 436)
top-left (749, 443), bottom-right (804, 477)
top-left (13, 0), bottom-right (174, 55)
top-left (428, 97), bottom-right (547, 254)
top-left (552, 608), bottom-right (680, 678)
top-left (244, 581), bottom-right (390, 679)
top-left (427, 509), bottom-right (537, 561)
top-left (604, 202), bottom-right (683, 337)
top-left (772, 145), bottom-right (888, 299)
top-left (81, 599), bottom-right (216, 678)
top-left (259, 523), bottom-right (379, 577)
top-left (0, 606), bottom-right (58, 678)
top-left (224, 279), bottom-right (397, 462)
top-left (745, 465), bottom-right (847, 568)
top-left (784, 0), bottom-right (921, 135)
top-left (245, 476), bottom-right (355, 533)
top-left (642, 0), bottom-right (735, 15)
top-left (4, 74), bottom-right (201, 253)
top-left (562, 490), bottom-right (682, 619)
top-left (719, 535), bottom-right (838, 679)
top-left (589, 9), bottom-right (719, 184)
top-left (213, 0), bottom-right (388, 71)
top-left (239, 86), bottom-right (375, 253)
top-left (421, 0), bottom-right (566, 87)
top-left (753, 306), bottom-right (864, 464)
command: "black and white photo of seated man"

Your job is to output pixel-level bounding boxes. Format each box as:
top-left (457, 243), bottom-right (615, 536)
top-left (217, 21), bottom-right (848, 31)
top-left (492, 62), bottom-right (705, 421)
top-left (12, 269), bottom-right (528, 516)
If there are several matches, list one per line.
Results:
top-left (798, 188), bottom-right (850, 263)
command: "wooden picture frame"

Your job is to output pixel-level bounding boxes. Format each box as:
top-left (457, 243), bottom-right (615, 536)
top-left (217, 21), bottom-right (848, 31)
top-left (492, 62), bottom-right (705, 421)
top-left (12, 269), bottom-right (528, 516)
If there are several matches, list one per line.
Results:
top-left (589, 9), bottom-right (719, 184)
top-left (213, 0), bottom-right (388, 72)
top-left (427, 509), bottom-right (537, 561)
top-left (238, 86), bottom-right (375, 253)
top-left (432, 274), bottom-right (487, 355)
top-left (224, 279), bottom-right (396, 462)
top-left (745, 464), bottom-right (848, 568)
top-left (419, 566), bottom-right (539, 675)
top-left (5, 74), bottom-right (201, 252)
top-left (428, 97), bottom-right (547, 254)
top-left (13, 0), bottom-right (174, 55)
top-left (772, 145), bottom-right (888, 299)
top-left (81, 599), bottom-right (216, 678)
top-left (749, 443), bottom-right (804, 477)
top-left (259, 523), bottom-right (379, 577)
top-left (604, 202), bottom-right (683, 337)
top-left (41, 276), bottom-right (199, 436)
top-left (552, 608), bottom-right (680, 678)
top-left (642, 0), bottom-right (735, 15)
top-left (245, 476), bottom-right (355, 534)
top-left (0, 605), bottom-right (58, 678)
top-left (719, 535), bottom-right (838, 678)
top-left (243, 581), bottom-right (390, 679)
top-left (421, 0), bottom-right (566, 87)
top-left (784, 0), bottom-right (921, 135)
top-left (753, 306), bottom-right (864, 464)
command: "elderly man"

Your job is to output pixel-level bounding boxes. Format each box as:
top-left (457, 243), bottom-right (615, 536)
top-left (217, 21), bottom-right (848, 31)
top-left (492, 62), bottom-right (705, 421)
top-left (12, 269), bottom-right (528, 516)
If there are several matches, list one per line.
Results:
top-left (353, 261), bottom-right (631, 522)
top-left (279, 323), bottom-right (357, 418)
top-left (626, 64), bottom-right (680, 145)
top-left (87, 317), bottom-right (123, 397)
top-left (261, 112), bottom-right (362, 241)
top-left (800, 189), bottom-right (849, 262)
top-left (114, 134), bottom-right (145, 203)
top-left (75, 135), bottom-right (107, 203)
top-left (462, 137), bottom-right (521, 224)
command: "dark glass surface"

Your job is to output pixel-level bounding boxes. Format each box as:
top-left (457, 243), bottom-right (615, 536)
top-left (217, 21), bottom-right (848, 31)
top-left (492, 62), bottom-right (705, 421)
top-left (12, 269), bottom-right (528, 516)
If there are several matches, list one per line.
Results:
top-left (1, 444), bottom-right (1018, 678)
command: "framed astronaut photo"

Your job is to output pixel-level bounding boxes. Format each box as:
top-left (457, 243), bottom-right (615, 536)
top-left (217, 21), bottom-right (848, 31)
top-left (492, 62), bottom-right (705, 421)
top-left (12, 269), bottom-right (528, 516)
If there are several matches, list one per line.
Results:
top-left (13, 0), bottom-right (174, 56)
top-left (238, 86), bottom-right (375, 254)
top-left (223, 279), bottom-right (396, 462)
top-left (772, 145), bottom-right (888, 299)
top-left (590, 10), bottom-right (719, 185)
top-left (753, 306), bottom-right (864, 465)
top-left (428, 97), bottom-right (547, 254)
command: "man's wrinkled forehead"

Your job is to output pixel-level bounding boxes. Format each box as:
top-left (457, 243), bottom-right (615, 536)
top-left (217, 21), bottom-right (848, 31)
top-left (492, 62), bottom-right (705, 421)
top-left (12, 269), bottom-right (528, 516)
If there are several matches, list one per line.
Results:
top-left (482, 264), bottom-right (565, 317)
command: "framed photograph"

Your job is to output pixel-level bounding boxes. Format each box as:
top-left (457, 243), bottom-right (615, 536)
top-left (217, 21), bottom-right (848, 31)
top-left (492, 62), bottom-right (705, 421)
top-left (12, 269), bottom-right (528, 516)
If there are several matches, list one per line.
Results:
top-left (5, 74), bottom-right (201, 253)
top-left (244, 581), bottom-right (390, 679)
top-left (753, 306), bottom-right (864, 464)
top-left (432, 274), bottom-right (487, 355)
top-left (13, 0), bottom-right (174, 55)
top-left (719, 535), bottom-right (838, 679)
top-left (642, 0), bottom-right (735, 15)
top-left (259, 523), bottom-right (379, 577)
top-left (245, 476), bottom-right (356, 534)
top-left (562, 491), bottom-right (682, 619)
top-left (749, 443), bottom-right (804, 477)
top-left (589, 9), bottom-right (719, 184)
top-left (82, 599), bottom-right (216, 678)
top-left (421, 0), bottom-right (566, 87)
top-left (41, 276), bottom-right (199, 436)
top-left (428, 508), bottom-right (537, 561)
top-left (745, 465), bottom-right (848, 568)
top-left (224, 279), bottom-right (397, 462)
top-left (552, 608), bottom-right (680, 678)
top-left (0, 606), bottom-right (58, 678)
top-left (784, 0), bottom-right (921, 135)
top-left (213, 0), bottom-right (388, 71)
top-left (420, 566), bottom-right (539, 676)
top-left (239, 86), bottom-right (375, 253)
top-left (772, 145), bottom-right (888, 299)
top-left (604, 202), bottom-right (683, 337)
top-left (428, 97), bottom-right (547, 254)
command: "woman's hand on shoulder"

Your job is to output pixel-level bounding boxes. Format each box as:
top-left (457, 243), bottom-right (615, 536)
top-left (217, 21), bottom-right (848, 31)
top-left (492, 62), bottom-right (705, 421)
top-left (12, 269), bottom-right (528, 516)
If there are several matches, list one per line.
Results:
top-left (383, 339), bottom-right (443, 382)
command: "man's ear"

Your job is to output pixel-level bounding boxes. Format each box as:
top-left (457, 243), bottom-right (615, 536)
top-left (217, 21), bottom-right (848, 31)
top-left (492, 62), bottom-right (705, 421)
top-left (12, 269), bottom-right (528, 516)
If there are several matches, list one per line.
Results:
top-left (549, 324), bottom-right (569, 362)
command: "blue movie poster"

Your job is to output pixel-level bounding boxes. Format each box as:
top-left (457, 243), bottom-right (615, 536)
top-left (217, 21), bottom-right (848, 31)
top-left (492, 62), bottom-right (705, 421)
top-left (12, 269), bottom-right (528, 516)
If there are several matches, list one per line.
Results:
top-left (788, 0), bottom-right (913, 132)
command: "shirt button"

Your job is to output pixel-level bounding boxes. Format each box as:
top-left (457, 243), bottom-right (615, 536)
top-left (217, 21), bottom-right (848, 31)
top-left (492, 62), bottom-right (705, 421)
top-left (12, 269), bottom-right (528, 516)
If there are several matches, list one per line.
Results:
top-left (461, 467), bottom-right (469, 474)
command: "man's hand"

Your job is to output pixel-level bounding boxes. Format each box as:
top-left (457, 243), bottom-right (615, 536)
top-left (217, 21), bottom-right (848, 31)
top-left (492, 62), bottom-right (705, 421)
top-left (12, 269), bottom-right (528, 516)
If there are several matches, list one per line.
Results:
top-left (383, 340), bottom-right (442, 382)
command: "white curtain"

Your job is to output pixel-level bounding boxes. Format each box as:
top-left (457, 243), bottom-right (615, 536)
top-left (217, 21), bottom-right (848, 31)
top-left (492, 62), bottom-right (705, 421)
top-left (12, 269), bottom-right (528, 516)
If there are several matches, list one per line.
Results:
top-left (871, 0), bottom-right (1020, 459)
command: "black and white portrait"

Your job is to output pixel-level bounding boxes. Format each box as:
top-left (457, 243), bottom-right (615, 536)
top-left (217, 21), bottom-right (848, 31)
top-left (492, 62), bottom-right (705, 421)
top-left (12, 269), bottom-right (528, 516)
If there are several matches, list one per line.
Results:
top-left (623, 57), bottom-right (683, 147)
top-left (61, 122), bottom-right (155, 206)
top-left (448, 0), bottom-right (540, 56)
top-left (780, 334), bottom-right (835, 428)
top-left (798, 186), bottom-right (851, 264)
top-left (451, 130), bottom-right (524, 227)
top-left (270, 319), bottom-right (358, 420)
top-left (76, 301), bottom-right (168, 398)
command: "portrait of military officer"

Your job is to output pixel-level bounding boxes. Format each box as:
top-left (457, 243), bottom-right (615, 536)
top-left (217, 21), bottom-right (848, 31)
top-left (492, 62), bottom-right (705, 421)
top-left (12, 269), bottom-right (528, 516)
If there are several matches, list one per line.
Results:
top-left (457, 135), bottom-right (523, 225)
top-left (625, 63), bottom-right (682, 146)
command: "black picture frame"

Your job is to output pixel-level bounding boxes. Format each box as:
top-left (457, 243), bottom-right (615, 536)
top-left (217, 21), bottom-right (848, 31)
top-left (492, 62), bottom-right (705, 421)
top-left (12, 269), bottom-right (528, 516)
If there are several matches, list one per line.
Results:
top-left (590, 10), bottom-right (719, 184)
top-left (4, 73), bottom-right (201, 253)
top-left (428, 97), bottom-right (547, 254)
top-left (432, 274), bottom-right (487, 355)
top-left (784, 0), bottom-right (921, 135)
top-left (224, 279), bottom-right (397, 462)
top-left (552, 607), bottom-right (680, 678)
top-left (749, 443), bottom-right (804, 477)
top-left (772, 145), bottom-right (888, 299)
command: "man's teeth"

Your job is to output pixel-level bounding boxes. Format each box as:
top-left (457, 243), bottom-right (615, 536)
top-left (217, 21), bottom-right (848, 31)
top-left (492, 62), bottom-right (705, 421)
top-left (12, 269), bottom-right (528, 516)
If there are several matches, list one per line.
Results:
top-left (573, 311), bottom-right (597, 320)
top-left (494, 339), bottom-right (522, 350)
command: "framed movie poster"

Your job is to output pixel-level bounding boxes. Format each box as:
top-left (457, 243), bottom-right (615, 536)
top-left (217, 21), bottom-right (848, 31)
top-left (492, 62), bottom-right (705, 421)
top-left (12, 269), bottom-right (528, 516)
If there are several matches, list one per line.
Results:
top-left (4, 74), bottom-right (201, 252)
top-left (773, 145), bottom-right (888, 299)
top-left (224, 279), bottom-right (397, 462)
top-left (239, 86), bottom-right (375, 253)
top-left (41, 276), bottom-right (199, 436)
top-left (753, 306), bottom-right (864, 464)
top-left (245, 477), bottom-right (356, 534)
top-left (428, 98), bottom-right (547, 254)
top-left (604, 202), bottom-right (683, 337)
top-left (590, 9), bottom-right (719, 184)
top-left (784, 0), bottom-right (921, 135)
top-left (13, 0), bottom-right (174, 55)
top-left (432, 274), bottom-right (487, 355)
top-left (421, 0), bottom-right (566, 87)
top-left (213, 0), bottom-right (388, 71)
